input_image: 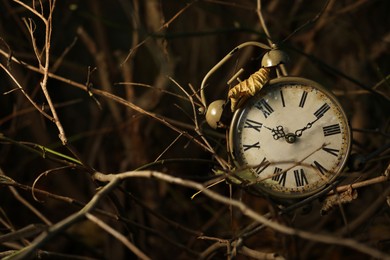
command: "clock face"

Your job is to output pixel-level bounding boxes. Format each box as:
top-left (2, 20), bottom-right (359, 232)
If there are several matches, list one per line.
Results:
top-left (229, 77), bottom-right (351, 199)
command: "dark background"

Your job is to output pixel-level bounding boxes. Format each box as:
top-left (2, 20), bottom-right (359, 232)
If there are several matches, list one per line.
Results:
top-left (0, 0), bottom-right (389, 259)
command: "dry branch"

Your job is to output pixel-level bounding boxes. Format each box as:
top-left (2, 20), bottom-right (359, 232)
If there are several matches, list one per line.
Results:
top-left (92, 170), bottom-right (390, 260)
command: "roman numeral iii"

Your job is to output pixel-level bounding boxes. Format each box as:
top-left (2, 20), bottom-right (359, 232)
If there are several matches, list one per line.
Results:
top-left (323, 124), bottom-right (341, 136)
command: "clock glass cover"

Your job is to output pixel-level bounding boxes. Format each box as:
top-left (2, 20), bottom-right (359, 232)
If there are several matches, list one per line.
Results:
top-left (229, 77), bottom-right (351, 199)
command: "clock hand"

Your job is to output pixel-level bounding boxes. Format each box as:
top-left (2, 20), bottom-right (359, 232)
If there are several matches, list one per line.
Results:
top-left (263, 125), bottom-right (286, 140)
top-left (294, 117), bottom-right (320, 137)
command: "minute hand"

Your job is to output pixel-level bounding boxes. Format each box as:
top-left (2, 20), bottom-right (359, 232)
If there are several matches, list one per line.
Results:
top-left (294, 117), bottom-right (320, 137)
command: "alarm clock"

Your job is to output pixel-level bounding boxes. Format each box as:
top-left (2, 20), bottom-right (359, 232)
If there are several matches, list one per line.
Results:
top-left (202, 43), bottom-right (351, 200)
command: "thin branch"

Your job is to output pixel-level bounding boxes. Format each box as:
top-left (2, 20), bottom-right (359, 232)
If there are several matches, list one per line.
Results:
top-left (86, 213), bottom-right (150, 260)
top-left (92, 170), bottom-right (390, 259)
top-left (116, 82), bottom-right (202, 106)
top-left (13, 0), bottom-right (68, 145)
top-left (0, 49), bottom-right (215, 154)
top-left (239, 246), bottom-right (285, 260)
top-left (3, 178), bottom-right (121, 260)
top-left (0, 62), bottom-right (52, 120)
top-left (122, 1), bottom-right (195, 65)
top-left (8, 186), bottom-right (52, 226)
top-left (0, 173), bottom-right (200, 256)
top-left (31, 166), bottom-right (74, 202)
top-left (328, 174), bottom-right (389, 195)
top-left (169, 76), bottom-right (229, 170)
top-left (256, 0), bottom-right (273, 46)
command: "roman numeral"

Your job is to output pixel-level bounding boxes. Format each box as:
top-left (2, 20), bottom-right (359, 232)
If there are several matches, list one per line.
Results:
top-left (314, 103), bottom-right (330, 118)
top-left (280, 90), bottom-right (286, 107)
top-left (294, 169), bottom-right (308, 187)
top-left (299, 91), bottom-right (308, 108)
top-left (272, 167), bottom-right (286, 186)
top-left (254, 157), bottom-right (270, 175)
top-left (244, 119), bottom-right (263, 132)
top-left (323, 124), bottom-right (341, 136)
top-left (255, 99), bottom-right (274, 118)
top-left (243, 142), bottom-right (260, 151)
top-left (312, 160), bottom-right (328, 175)
top-left (322, 146), bottom-right (339, 156)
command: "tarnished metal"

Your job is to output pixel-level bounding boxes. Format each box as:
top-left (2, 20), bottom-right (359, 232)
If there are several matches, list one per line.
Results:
top-left (205, 100), bottom-right (225, 129)
top-left (261, 49), bottom-right (289, 68)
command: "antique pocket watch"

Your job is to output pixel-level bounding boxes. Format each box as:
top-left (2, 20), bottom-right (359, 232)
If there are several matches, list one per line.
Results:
top-left (202, 42), bottom-right (351, 201)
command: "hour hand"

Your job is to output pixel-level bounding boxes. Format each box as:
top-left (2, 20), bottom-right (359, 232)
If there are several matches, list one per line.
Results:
top-left (263, 125), bottom-right (286, 140)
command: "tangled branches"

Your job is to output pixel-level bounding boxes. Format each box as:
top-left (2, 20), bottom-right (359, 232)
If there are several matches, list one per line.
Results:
top-left (0, 0), bottom-right (389, 259)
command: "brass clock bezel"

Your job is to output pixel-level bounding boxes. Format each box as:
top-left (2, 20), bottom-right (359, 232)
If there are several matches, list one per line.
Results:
top-left (228, 76), bottom-right (352, 199)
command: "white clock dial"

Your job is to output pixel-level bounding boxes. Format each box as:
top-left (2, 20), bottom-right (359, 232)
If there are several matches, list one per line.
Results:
top-left (229, 77), bottom-right (351, 199)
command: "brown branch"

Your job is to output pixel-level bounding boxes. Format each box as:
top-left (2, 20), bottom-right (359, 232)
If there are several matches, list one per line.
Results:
top-left (3, 178), bottom-right (121, 260)
top-left (122, 1), bottom-right (195, 65)
top-left (0, 48), bottom-right (215, 154)
top-left (13, 0), bottom-right (68, 145)
top-left (85, 213), bottom-right (150, 260)
top-left (0, 62), bottom-right (52, 121)
top-left (92, 170), bottom-right (390, 260)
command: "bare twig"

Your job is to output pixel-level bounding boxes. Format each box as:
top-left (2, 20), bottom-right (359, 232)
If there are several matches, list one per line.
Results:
top-left (0, 49), bottom-right (214, 154)
top-left (256, 0), bottom-right (273, 46)
top-left (328, 174), bottom-right (389, 195)
top-left (122, 1), bottom-right (195, 65)
top-left (3, 178), bottom-right (121, 260)
top-left (31, 166), bottom-right (74, 202)
top-left (13, 0), bottom-right (68, 145)
top-left (86, 213), bottom-right (150, 260)
top-left (92, 170), bottom-right (390, 259)
top-left (290, 0), bottom-right (336, 75)
top-left (0, 62), bottom-right (52, 120)
top-left (239, 246), bottom-right (285, 260)
top-left (198, 237), bottom-right (231, 259)
top-left (77, 26), bottom-right (122, 123)
top-left (116, 82), bottom-right (202, 106)
top-left (169, 76), bottom-right (229, 170)
top-left (8, 185), bottom-right (52, 226)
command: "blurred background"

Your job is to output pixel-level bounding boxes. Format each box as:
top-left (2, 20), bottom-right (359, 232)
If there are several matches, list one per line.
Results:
top-left (0, 0), bottom-right (389, 259)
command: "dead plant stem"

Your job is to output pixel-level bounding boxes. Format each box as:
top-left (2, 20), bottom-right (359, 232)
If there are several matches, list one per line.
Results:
top-left (93, 170), bottom-right (390, 260)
